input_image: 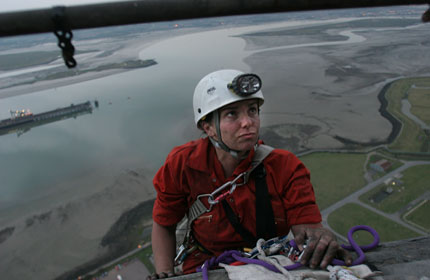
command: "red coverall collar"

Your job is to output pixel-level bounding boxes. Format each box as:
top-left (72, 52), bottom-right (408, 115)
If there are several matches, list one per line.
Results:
top-left (186, 137), bottom-right (258, 180)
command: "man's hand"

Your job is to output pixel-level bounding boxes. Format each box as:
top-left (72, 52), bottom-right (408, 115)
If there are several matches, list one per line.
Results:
top-left (146, 271), bottom-right (177, 279)
top-left (291, 223), bottom-right (352, 269)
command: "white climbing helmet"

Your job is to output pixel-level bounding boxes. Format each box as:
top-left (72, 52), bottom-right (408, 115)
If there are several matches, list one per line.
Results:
top-left (193, 69), bottom-right (264, 127)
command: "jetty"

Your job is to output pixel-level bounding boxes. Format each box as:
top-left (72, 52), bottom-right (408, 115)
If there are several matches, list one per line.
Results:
top-left (0, 101), bottom-right (93, 136)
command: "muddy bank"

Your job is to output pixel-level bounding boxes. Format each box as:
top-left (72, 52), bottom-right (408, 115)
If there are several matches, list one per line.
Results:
top-left (0, 227), bottom-right (14, 244)
top-left (332, 81), bottom-right (402, 149)
top-left (55, 199), bottom-right (155, 280)
top-left (0, 164), bottom-right (156, 280)
top-left (243, 17), bottom-right (430, 151)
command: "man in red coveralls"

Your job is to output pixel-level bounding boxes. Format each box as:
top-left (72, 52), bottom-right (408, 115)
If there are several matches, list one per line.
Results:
top-left (149, 69), bottom-right (352, 278)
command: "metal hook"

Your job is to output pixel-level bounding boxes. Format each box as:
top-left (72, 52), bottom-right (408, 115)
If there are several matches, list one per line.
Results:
top-left (52, 6), bottom-right (77, 68)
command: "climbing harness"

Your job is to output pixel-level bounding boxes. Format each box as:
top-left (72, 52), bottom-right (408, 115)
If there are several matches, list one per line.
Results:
top-left (197, 225), bottom-right (380, 280)
top-left (174, 144), bottom-right (274, 265)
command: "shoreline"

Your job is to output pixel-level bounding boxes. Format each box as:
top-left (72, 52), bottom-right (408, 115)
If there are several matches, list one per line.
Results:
top-left (0, 60), bottom-right (157, 100)
top-left (0, 27), bottom-right (202, 101)
top-left (1, 15), bottom-right (429, 280)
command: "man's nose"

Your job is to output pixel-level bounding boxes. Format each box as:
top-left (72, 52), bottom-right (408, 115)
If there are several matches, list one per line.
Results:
top-left (239, 113), bottom-right (253, 127)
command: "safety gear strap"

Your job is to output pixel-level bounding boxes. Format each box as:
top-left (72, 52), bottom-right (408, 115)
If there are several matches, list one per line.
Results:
top-left (177, 144), bottom-right (274, 262)
top-left (187, 144), bottom-right (274, 224)
top-left (255, 162), bottom-right (277, 241)
top-left (211, 110), bottom-right (240, 158)
top-left (222, 199), bottom-right (257, 246)
top-left (222, 163), bottom-right (277, 248)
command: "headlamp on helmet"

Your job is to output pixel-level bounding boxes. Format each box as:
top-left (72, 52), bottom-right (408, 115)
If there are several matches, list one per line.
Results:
top-left (193, 69), bottom-right (264, 126)
top-left (227, 73), bottom-right (262, 97)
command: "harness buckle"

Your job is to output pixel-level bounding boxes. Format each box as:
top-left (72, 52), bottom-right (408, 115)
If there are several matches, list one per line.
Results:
top-left (196, 194), bottom-right (214, 212)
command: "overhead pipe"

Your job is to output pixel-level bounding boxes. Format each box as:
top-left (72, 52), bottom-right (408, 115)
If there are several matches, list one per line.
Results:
top-left (0, 0), bottom-right (429, 37)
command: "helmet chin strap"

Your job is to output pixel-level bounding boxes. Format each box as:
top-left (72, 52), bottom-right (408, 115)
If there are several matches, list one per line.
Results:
top-left (208, 136), bottom-right (240, 159)
top-left (209, 110), bottom-right (250, 160)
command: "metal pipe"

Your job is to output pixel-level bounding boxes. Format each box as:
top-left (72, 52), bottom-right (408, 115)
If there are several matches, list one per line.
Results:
top-left (0, 0), bottom-right (428, 37)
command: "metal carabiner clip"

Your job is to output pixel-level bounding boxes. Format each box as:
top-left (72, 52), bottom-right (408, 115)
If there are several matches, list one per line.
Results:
top-left (174, 244), bottom-right (197, 265)
top-left (229, 182), bottom-right (237, 194)
top-left (196, 193), bottom-right (215, 211)
top-left (174, 244), bottom-right (187, 265)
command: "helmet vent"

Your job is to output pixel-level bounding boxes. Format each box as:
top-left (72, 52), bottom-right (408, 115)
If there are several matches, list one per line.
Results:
top-left (207, 87), bottom-right (216, 95)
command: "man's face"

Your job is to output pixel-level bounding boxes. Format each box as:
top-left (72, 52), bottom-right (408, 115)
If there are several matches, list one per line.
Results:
top-left (206, 99), bottom-right (260, 152)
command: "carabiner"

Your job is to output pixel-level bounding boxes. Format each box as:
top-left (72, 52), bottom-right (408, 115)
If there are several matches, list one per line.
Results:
top-left (229, 182), bottom-right (237, 194)
top-left (174, 244), bottom-right (187, 265)
top-left (210, 181), bottom-right (233, 198)
top-left (196, 193), bottom-right (215, 212)
top-left (174, 245), bottom-right (197, 265)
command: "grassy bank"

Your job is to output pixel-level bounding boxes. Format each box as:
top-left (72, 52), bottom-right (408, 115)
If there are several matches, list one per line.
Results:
top-left (328, 203), bottom-right (420, 244)
top-left (404, 200), bottom-right (430, 232)
top-left (300, 152), bottom-right (367, 210)
top-left (409, 87), bottom-right (430, 126)
top-left (386, 78), bottom-right (430, 152)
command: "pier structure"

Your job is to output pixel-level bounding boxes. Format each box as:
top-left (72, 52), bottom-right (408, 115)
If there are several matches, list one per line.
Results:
top-left (0, 101), bottom-right (93, 136)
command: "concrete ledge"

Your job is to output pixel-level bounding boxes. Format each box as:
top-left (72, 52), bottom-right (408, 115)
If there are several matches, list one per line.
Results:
top-left (365, 236), bottom-right (430, 278)
top-left (168, 236), bottom-right (430, 279)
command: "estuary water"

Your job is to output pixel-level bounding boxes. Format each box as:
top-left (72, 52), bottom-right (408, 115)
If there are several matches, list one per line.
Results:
top-left (0, 24), bottom-right (258, 224)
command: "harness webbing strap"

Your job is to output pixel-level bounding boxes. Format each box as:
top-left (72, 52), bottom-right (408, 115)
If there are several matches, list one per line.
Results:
top-left (255, 164), bottom-right (277, 240)
top-left (188, 199), bottom-right (208, 225)
top-left (222, 163), bottom-right (277, 247)
top-left (243, 144), bottom-right (274, 183)
top-left (222, 199), bottom-right (258, 246)
top-left (187, 144), bottom-right (274, 224)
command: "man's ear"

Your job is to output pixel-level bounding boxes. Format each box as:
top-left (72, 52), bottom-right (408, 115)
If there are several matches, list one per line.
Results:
top-left (202, 121), bottom-right (216, 138)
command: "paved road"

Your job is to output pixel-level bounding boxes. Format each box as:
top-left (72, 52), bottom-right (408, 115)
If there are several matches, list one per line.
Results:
top-left (321, 160), bottom-right (430, 239)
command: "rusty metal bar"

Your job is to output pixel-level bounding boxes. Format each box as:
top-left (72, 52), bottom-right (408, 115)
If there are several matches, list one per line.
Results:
top-left (0, 0), bottom-right (428, 37)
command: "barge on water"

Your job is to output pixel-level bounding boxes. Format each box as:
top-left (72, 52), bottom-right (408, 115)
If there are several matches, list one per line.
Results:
top-left (0, 101), bottom-right (93, 136)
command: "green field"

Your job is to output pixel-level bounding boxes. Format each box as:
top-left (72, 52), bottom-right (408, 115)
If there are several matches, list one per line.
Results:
top-left (409, 88), bottom-right (430, 126)
top-left (386, 78), bottom-right (430, 152)
top-left (328, 203), bottom-right (420, 244)
top-left (404, 200), bottom-right (430, 232)
top-left (360, 164), bottom-right (430, 213)
top-left (300, 152), bottom-right (367, 210)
